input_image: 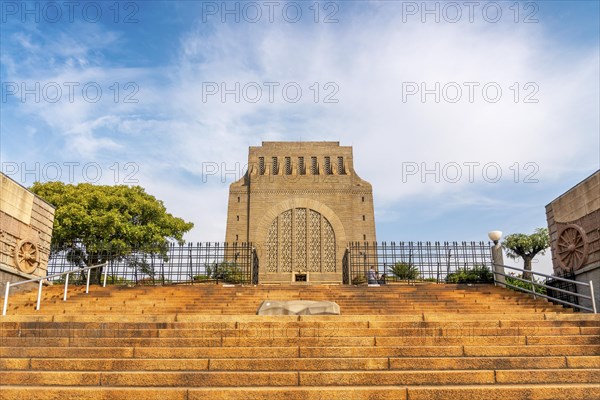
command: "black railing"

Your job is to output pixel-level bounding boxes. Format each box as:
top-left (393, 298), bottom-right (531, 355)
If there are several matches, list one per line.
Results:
top-left (494, 264), bottom-right (596, 313)
top-left (545, 268), bottom-right (579, 308)
top-left (345, 241), bottom-right (493, 284)
top-left (47, 243), bottom-right (256, 285)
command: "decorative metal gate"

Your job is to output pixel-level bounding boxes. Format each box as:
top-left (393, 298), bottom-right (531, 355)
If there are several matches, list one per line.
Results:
top-left (265, 208), bottom-right (336, 273)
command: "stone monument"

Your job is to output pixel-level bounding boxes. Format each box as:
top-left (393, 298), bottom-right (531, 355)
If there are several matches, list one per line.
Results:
top-left (546, 170), bottom-right (599, 309)
top-left (0, 173), bottom-right (56, 287)
top-left (225, 142), bottom-right (376, 284)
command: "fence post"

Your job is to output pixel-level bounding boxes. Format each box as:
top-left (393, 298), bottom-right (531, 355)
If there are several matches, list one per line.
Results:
top-left (63, 273), bottom-right (70, 301)
top-left (250, 245), bottom-right (255, 285)
top-left (36, 280), bottom-right (43, 311)
top-left (86, 268), bottom-right (91, 294)
top-left (590, 280), bottom-right (597, 314)
top-left (103, 267), bottom-right (108, 287)
top-left (346, 246), bottom-right (351, 284)
top-left (530, 274), bottom-right (536, 299)
top-left (2, 282), bottom-right (10, 316)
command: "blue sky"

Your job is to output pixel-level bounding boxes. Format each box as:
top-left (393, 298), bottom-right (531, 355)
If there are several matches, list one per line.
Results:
top-left (1, 1), bottom-right (599, 275)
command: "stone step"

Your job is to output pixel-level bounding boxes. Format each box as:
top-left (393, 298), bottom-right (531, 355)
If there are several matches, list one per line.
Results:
top-left (3, 334), bottom-right (597, 347)
top-left (24, 292), bottom-right (547, 298)
top-left (33, 302), bottom-right (558, 307)
top-left (50, 292), bottom-right (541, 297)
top-left (0, 384), bottom-right (598, 400)
top-left (11, 306), bottom-right (562, 313)
top-left (1, 369), bottom-right (598, 387)
top-left (3, 344), bottom-right (597, 360)
top-left (0, 346), bottom-right (297, 359)
top-left (1, 313), bottom-right (597, 325)
top-left (1, 356), bottom-right (597, 371)
top-left (299, 369), bottom-right (600, 385)
top-left (3, 326), bottom-right (597, 339)
top-left (3, 319), bottom-right (597, 329)
top-left (301, 345), bottom-right (600, 358)
top-left (3, 321), bottom-right (597, 335)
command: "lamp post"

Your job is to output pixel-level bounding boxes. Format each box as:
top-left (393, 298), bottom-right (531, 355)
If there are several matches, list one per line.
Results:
top-left (488, 231), bottom-right (505, 286)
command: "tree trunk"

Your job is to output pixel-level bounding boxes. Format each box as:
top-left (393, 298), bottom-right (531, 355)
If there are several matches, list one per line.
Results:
top-left (88, 255), bottom-right (104, 285)
top-left (523, 256), bottom-right (532, 280)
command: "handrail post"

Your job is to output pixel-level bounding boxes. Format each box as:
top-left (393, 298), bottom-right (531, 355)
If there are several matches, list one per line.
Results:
top-left (63, 273), bottom-right (70, 301)
top-left (36, 280), bottom-right (43, 311)
top-left (590, 280), bottom-right (597, 314)
top-left (86, 268), bottom-right (91, 294)
top-left (530, 273), bottom-right (536, 299)
top-left (2, 282), bottom-right (10, 316)
top-left (1, 262), bottom-right (106, 316)
top-left (103, 267), bottom-right (108, 287)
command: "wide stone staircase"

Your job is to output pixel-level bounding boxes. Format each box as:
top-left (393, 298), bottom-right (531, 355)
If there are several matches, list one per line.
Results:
top-left (1, 284), bottom-right (598, 399)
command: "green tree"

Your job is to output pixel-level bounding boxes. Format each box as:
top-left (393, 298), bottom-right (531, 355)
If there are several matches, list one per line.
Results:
top-left (502, 228), bottom-right (549, 279)
top-left (30, 182), bottom-right (194, 282)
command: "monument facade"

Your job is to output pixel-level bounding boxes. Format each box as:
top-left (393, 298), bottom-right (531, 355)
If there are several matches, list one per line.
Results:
top-left (225, 142), bottom-right (376, 283)
top-left (546, 170), bottom-right (599, 309)
top-left (0, 173), bottom-right (56, 287)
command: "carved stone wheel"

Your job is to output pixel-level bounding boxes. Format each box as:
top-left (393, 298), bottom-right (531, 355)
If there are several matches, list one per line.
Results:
top-left (14, 240), bottom-right (40, 274)
top-left (556, 224), bottom-right (589, 271)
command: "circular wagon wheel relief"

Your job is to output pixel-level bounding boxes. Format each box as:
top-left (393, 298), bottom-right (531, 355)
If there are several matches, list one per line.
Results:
top-left (14, 240), bottom-right (40, 274)
top-left (556, 224), bottom-right (589, 271)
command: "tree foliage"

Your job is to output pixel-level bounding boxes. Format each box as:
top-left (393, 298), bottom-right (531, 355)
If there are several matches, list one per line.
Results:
top-left (30, 182), bottom-right (194, 260)
top-left (502, 228), bottom-right (550, 278)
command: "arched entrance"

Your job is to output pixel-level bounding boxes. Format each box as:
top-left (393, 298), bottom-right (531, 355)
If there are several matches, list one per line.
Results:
top-left (265, 208), bottom-right (336, 273)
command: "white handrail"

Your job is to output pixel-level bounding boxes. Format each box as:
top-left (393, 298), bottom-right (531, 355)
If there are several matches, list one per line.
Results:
top-left (590, 280), bottom-right (597, 314)
top-left (493, 263), bottom-right (597, 314)
top-left (2, 262), bottom-right (107, 316)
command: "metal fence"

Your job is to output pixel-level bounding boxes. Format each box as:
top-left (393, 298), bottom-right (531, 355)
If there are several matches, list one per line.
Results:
top-left (495, 264), bottom-right (596, 313)
top-left (47, 243), bottom-right (257, 285)
top-left (344, 241), bottom-right (493, 284)
top-left (545, 268), bottom-right (580, 308)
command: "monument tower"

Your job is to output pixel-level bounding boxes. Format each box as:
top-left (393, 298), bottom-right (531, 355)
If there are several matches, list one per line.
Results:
top-left (225, 142), bottom-right (376, 284)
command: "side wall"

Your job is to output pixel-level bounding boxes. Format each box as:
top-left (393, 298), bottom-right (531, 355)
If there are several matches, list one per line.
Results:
top-left (546, 171), bottom-right (600, 310)
top-left (0, 174), bottom-right (55, 287)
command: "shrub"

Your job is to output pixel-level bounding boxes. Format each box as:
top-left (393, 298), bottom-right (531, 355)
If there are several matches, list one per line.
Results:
top-left (137, 277), bottom-right (156, 286)
top-left (506, 273), bottom-right (547, 295)
top-left (446, 265), bottom-right (493, 283)
top-left (101, 275), bottom-right (133, 285)
top-left (53, 274), bottom-right (85, 285)
top-left (390, 262), bottom-right (420, 280)
top-left (193, 275), bottom-right (211, 282)
top-left (352, 275), bottom-right (367, 285)
top-left (211, 262), bottom-right (244, 284)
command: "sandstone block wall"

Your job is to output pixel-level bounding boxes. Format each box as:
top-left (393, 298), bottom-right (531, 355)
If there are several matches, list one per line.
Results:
top-left (546, 170), bottom-right (600, 309)
top-left (225, 142), bottom-right (376, 283)
top-left (0, 173), bottom-right (55, 285)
